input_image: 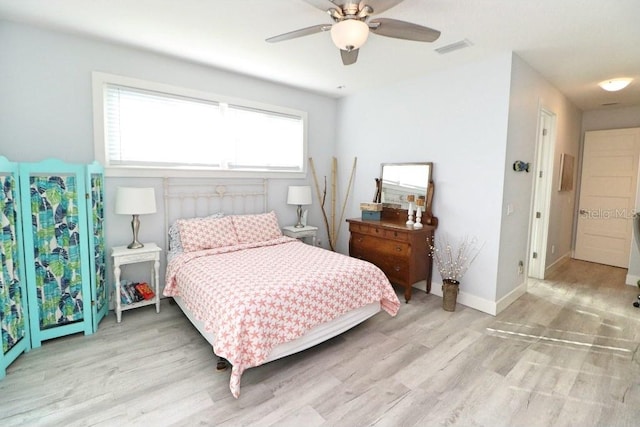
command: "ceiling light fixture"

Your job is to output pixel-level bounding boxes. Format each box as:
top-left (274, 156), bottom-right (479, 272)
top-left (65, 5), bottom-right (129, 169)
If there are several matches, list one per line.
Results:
top-left (330, 19), bottom-right (369, 51)
top-left (598, 78), bottom-right (633, 92)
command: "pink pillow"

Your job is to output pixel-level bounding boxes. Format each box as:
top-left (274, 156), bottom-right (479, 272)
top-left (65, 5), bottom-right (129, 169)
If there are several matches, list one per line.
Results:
top-left (177, 216), bottom-right (238, 252)
top-left (231, 211), bottom-right (282, 243)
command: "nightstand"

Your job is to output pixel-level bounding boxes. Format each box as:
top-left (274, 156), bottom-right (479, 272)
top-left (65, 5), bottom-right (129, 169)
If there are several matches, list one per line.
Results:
top-left (282, 225), bottom-right (318, 246)
top-left (111, 242), bottom-right (162, 323)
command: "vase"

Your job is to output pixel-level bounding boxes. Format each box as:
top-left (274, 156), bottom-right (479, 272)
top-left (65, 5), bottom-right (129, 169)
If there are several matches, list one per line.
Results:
top-left (442, 279), bottom-right (460, 312)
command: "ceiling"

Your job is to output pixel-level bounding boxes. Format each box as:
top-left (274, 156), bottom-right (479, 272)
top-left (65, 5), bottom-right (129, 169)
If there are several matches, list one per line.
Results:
top-left (1, 0), bottom-right (639, 111)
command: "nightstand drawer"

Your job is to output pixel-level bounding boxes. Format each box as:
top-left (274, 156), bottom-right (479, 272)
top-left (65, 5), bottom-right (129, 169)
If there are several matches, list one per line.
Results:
top-left (282, 225), bottom-right (318, 245)
top-left (116, 252), bottom-right (159, 265)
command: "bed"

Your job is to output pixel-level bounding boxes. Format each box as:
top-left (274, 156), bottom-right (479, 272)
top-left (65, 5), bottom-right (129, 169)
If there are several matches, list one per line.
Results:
top-left (162, 179), bottom-right (400, 398)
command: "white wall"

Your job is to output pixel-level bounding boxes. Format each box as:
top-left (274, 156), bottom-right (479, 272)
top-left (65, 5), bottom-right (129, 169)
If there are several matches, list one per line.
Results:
top-left (335, 52), bottom-right (514, 313)
top-left (498, 55), bottom-right (582, 309)
top-left (0, 20), bottom-right (338, 289)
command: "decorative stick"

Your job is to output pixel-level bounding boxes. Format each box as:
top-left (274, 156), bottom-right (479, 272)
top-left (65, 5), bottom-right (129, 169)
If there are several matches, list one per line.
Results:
top-left (336, 157), bottom-right (357, 242)
top-left (309, 157), bottom-right (335, 251)
top-left (331, 157), bottom-right (337, 248)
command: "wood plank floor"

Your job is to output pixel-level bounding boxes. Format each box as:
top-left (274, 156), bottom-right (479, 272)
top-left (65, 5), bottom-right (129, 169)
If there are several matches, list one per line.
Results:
top-left (2, 259), bottom-right (640, 426)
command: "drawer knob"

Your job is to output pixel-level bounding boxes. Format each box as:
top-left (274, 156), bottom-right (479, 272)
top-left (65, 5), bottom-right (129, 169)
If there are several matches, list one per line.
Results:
top-left (395, 246), bottom-right (402, 252)
top-left (394, 266), bottom-right (401, 272)
top-left (394, 231), bottom-right (398, 237)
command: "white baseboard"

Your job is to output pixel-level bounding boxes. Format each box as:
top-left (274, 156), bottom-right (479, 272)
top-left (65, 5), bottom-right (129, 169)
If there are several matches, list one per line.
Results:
top-left (495, 281), bottom-right (527, 314)
top-left (412, 280), bottom-right (521, 316)
top-left (625, 273), bottom-right (640, 287)
top-left (545, 252), bottom-right (571, 277)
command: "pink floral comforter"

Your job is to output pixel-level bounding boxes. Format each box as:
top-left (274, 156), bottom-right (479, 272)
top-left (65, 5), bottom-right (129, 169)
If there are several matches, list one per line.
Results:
top-left (164, 237), bottom-right (400, 398)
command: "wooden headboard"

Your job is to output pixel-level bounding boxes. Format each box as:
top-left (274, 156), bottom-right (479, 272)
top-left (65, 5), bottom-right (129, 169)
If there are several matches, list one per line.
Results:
top-left (162, 178), bottom-right (268, 249)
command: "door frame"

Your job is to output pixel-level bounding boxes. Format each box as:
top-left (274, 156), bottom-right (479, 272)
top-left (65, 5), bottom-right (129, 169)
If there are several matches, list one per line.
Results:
top-left (528, 106), bottom-right (556, 279)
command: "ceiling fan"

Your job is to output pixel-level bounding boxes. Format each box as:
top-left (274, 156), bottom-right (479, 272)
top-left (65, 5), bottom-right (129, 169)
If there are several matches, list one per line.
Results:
top-left (266, 0), bottom-right (441, 65)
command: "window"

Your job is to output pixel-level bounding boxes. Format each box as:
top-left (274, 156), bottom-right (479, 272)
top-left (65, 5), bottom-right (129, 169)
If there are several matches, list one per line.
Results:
top-left (93, 72), bottom-right (307, 177)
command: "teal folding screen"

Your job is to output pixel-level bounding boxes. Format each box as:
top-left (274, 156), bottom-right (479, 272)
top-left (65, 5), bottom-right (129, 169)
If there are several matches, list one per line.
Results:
top-left (0, 157), bottom-right (30, 378)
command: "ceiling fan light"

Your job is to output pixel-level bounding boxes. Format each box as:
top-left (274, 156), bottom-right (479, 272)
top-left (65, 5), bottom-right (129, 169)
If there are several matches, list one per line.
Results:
top-left (598, 78), bottom-right (633, 92)
top-left (330, 19), bottom-right (369, 51)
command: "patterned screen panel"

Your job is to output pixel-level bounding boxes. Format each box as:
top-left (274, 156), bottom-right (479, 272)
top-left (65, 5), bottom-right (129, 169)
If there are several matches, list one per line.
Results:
top-left (0, 175), bottom-right (26, 354)
top-left (90, 173), bottom-right (107, 313)
top-left (30, 175), bottom-right (84, 329)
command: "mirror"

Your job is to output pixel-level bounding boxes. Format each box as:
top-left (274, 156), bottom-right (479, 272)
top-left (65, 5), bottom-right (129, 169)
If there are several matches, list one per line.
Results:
top-left (378, 162), bottom-right (433, 210)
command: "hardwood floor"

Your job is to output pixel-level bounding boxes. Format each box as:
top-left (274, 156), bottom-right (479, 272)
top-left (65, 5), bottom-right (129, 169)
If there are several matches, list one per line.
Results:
top-left (2, 259), bottom-right (640, 426)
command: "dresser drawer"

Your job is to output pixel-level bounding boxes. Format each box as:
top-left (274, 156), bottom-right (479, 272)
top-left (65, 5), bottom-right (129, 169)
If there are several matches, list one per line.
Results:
top-left (350, 248), bottom-right (410, 285)
top-left (350, 233), bottom-right (410, 257)
top-left (348, 222), bottom-right (409, 242)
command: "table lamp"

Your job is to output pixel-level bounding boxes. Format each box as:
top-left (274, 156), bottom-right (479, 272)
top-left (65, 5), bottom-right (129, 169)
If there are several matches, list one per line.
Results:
top-left (287, 186), bottom-right (312, 228)
top-left (115, 187), bottom-right (157, 249)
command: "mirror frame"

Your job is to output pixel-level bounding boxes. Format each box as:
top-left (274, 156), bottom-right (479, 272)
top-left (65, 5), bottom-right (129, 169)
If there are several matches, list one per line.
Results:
top-left (377, 162), bottom-right (433, 207)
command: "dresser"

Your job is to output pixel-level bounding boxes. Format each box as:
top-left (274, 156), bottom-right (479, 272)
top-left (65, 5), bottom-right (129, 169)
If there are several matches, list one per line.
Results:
top-left (347, 210), bottom-right (436, 303)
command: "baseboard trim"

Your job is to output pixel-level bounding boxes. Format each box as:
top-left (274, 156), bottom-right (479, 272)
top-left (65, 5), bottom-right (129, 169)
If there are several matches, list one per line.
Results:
top-left (412, 280), bottom-right (506, 316)
top-left (625, 273), bottom-right (640, 287)
top-left (545, 252), bottom-right (571, 276)
top-left (495, 281), bottom-right (527, 314)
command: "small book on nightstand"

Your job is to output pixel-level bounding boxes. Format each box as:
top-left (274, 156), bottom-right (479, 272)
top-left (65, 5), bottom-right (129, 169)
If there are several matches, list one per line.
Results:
top-left (120, 280), bottom-right (155, 304)
top-left (135, 282), bottom-right (155, 300)
top-left (120, 280), bottom-right (134, 304)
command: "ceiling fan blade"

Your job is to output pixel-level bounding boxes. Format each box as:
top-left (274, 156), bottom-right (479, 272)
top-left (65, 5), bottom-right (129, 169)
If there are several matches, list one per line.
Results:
top-left (340, 48), bottom-right (359, 65)
top-left (266, 24), bottom-right (330, 43)
top-left (369, 18), bottom-right (441, 42)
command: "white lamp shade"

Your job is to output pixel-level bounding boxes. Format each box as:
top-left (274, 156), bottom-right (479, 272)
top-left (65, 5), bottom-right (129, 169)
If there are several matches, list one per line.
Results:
top-left (287, 186), bottom-right (312, 206)
top-left (598, 78), bottom-right (632, 92)
top-left (330, 19), bottom-right (369, 51)
top-left (114, 187), bottom-right (157, 215)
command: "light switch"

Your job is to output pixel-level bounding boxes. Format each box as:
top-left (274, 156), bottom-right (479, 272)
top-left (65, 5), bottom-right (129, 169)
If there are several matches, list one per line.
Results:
top-left (507, 203), bottom-right (514, 216)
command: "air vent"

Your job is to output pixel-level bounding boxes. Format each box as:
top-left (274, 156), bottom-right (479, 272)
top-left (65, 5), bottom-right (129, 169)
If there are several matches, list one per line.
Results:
top-left (435, 39), bottom-right (473, 55)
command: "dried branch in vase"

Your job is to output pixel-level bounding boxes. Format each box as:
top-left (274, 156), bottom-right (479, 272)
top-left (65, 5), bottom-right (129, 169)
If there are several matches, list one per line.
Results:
top-left (429, 233), bottom-right (483, 283)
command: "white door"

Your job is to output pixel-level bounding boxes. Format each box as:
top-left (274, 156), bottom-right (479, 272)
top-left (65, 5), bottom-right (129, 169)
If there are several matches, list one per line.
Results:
top-left (574, 128), bottom-right (640, 268)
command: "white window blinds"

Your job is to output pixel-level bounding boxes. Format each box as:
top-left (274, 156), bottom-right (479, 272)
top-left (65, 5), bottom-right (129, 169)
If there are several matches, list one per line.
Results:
top-left (103, 84), bottom-right (305, 172)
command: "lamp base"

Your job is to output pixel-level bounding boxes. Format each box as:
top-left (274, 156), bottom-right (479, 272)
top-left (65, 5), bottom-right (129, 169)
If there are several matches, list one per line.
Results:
top-left (295, 204), bottom-right (304, 228)
top-left (127, 214), bottom-right (145, 249)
